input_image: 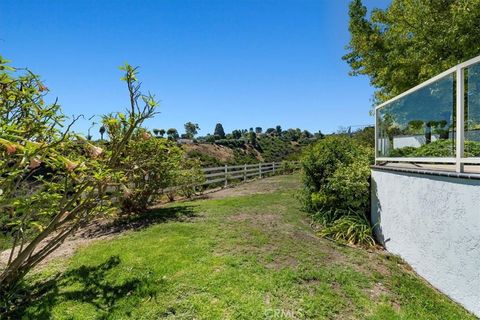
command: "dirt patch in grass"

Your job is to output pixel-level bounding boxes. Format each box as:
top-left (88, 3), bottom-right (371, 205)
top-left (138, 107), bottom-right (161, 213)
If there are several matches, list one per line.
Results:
top-left (219, 205), bottom-right (401, 311)
top-left (265, 256), bottom-right (299, 270)
top-left (0, 219), bottom-right (117, 270)
top-left (205, 175), bottom-right (293, 199)
top-left (220, 208), bottom-right (353, 272)
top-left (226, 212), bottom-right (282, 229)
top-left (0, 205), bottom-right (197, 269)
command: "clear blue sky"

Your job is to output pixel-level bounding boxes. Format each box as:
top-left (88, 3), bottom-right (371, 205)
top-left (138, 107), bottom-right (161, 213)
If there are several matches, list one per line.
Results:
top-left (0, 0), bottom-right (390, 137)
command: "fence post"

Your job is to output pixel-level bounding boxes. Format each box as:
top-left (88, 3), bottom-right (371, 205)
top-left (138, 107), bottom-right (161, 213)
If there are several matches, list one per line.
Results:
top-left (272, 162), bottom-right (275, 175)
top-left (224, 164), bottom-right (228, 187)
top-left (259, 163), bottom-right (262, 178)
top-left (244, 164), bottom-right (247, 182)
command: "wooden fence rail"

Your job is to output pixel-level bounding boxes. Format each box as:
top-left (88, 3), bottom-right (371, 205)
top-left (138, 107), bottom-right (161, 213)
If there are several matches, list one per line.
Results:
top-left (200, 161), bottom-right (300, 188)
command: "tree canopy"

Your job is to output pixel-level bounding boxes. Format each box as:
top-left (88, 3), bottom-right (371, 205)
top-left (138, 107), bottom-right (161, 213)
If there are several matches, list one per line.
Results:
top-left (184, 122), bottom-right (200, 139)
top-left (344, 0), bottom-right (480, 104)
top-left (167, 128), bottom-right (179, 140)
top-left (214, 123), bottom-right (225, 139)
top-left (231, 129), bottom-right (242, 139)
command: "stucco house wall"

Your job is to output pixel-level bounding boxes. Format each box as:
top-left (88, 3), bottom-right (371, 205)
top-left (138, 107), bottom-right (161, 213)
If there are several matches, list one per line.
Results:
top-left (371, 168), bottom-right (480, 317)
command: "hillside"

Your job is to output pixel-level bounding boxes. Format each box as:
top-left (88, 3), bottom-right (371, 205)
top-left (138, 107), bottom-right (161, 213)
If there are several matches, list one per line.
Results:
top-left (183, 139), bottom-right (302, 166)
top-left (183, 136), bottom-right (307, 167)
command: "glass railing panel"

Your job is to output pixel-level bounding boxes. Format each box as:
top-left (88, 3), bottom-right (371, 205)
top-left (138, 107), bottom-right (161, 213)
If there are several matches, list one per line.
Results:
top-left (377, 72), bottom-right (456, 158)
top-left (465, 62), bottom-right (480, 158)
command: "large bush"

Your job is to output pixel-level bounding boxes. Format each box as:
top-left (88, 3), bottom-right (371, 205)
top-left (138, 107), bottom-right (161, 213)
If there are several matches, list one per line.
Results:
top-left (114, 130), bottom-right (191, 213)
top-left (300, 136), bottom-right (375, 246)
top-left (0, 59), bottom-right (156, 304)
top-left (352, 126), bottom-right (375, 148)
top-left (172, 161), bottom-right (205, 198)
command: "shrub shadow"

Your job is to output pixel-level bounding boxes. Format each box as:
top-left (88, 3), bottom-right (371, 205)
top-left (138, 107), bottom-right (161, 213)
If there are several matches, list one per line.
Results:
top-left (6, 255), bottom-right (154, 319)
top-left (82, 205), bottom-right (198, 239)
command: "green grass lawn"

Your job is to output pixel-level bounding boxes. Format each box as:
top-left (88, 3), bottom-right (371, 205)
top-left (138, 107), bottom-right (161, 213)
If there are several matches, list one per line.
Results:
top-left (12, 174), bottom-right (474, 319)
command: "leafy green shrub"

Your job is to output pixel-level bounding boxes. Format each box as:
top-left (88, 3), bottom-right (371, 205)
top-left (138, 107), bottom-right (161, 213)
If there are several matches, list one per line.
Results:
top-left (230, 149), bottom-right (258, 165)
top-left (352, 126), bottom-right (375, 148)
top-left (115, 130), bottom-right (186, 213)
top-left (215, 139), bottom-right (246, 149)
top-left (389, 146), bottom-right (417, 157)
top-left (256, 135), bottom-right (295, 162)
top-left (390, 139), bottom-right (480, 157)
top-left (280, 160), bottom-right (297, 174)
top-left (174, 162), bottom-right (205, 198)
top-left (187, 150), bottom-right (222, 167)
top-left (465, 140), bottom-right (480, 156)
top-left (410, 139), bottom-right (454, 157)
top-left (318, 212), bottom-right (376, 247)
top-left (300, 136), bottom-right (375, 247)
top-left (0, 59), bottom-right (156, 299)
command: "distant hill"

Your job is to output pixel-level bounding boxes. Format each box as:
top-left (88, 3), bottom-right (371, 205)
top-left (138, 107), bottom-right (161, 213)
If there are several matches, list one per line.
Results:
top-left (149, 125), bottom-right (325, 166)
top-left (182, 135), bottom-right (314, 167)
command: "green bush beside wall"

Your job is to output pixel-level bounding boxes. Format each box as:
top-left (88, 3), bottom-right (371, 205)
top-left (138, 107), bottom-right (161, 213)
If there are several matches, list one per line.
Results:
top-left (300, 135), bottom-right (375, 246)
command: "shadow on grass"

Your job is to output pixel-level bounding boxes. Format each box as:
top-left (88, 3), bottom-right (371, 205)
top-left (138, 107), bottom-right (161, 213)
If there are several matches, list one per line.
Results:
top-left (5, 255), bottom-right (155, 319)
top-left (2, 206), bottom-right (197, 318)
top-left (82, 205), bottom-right (198, 239)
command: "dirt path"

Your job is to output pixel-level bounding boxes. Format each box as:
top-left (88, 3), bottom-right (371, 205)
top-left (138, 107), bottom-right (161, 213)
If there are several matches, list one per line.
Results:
top-left (0, 175), bottom-right (295, 269)
top-left (201, 175), bottom-right (297, 199)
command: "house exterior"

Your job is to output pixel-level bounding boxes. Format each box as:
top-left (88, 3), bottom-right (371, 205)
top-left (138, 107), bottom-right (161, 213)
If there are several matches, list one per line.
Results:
top-left (372, 55), bottom-right (480, 317)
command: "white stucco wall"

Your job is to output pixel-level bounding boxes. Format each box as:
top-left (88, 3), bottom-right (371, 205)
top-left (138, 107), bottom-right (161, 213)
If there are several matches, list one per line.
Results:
top-left (371, 169), bottom-right (480, 317)
top-left (392, 134), bottom-right (439, 149)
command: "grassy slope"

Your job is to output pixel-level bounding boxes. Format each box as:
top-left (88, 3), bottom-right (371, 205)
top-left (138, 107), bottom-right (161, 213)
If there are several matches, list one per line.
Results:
top-left (16, 175), bottom-right (474, 319)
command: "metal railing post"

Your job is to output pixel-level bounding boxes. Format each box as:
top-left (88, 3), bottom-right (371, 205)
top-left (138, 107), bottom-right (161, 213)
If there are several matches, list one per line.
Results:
top-left (224, 164), bottom-right (228, 187)
top-left (374, 108), bottom-right (378, 164)
top-left (456, 66), bottom-right (465, 173)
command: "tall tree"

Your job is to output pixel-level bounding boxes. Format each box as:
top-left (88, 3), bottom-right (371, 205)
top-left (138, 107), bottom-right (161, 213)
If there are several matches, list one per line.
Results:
top-left (344, 0), bottom-right (480, 104)
top-left (302, 130), bottom-right (313, 139)
top-left (275, 125), bottom-right (282, 135)
top-left (255, 127), bottom-right (262, 134)
top-left (214, 123), bottom-right (225, 139)
top-left (184, 122), bottom-right (200, 139)
top-left (87, 121), bottom-right (96, 141)
top-left (167, 128), bottom-right (179, 140)
top-left (99, 125), bottom-right (105, 140)
top-left (248, 131), bottom-right (257, 146)
top-left (231, 129), bottom-right (242, 139)
top-left (315, 130), bottom-right (325, 139)
top-left (265, 128), bottom-right (276, 135)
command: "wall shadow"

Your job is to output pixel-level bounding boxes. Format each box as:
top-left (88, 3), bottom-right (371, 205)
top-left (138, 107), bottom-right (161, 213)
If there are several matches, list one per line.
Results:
top-left (370, 175), bottom-right (386, 246)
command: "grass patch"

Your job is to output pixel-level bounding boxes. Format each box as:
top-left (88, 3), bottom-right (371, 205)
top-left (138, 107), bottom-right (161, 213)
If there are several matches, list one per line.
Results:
top-left (8, 174), bottom-right (475, 319)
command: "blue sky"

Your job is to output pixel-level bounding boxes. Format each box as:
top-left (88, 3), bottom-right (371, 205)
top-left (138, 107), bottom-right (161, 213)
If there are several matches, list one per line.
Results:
top-left (0, 0), bottom-right (390, 137)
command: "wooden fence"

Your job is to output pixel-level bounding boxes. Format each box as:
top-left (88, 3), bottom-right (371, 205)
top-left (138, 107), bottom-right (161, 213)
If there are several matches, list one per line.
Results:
top-left (201, 161), bottom-right (300, 188)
